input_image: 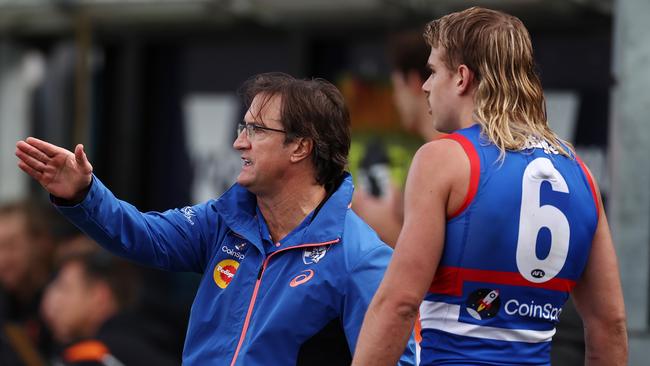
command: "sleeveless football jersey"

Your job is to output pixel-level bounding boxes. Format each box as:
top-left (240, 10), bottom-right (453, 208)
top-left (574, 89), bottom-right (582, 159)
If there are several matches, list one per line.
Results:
top-left (419, 124), bottom-right (598, 365)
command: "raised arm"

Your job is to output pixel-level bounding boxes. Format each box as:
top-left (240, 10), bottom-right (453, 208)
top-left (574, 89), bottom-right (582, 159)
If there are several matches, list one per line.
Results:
top-left (352, 139), bottom-right (466, 365)
top-left (15, 137), bottom-right (93, 203)
top-left (572, 169), bottom-right (628, 365)
top-left (16, 137), bottom-right (210, 273)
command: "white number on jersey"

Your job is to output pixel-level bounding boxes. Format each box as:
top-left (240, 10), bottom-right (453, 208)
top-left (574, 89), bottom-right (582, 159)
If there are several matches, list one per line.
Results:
top-left (516, 158), bottom-right (570, 283)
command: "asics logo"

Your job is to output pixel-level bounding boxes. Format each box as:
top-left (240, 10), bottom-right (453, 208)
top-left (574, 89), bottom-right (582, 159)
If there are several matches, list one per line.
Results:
top-left (289, 270), bottom-right (314, 287)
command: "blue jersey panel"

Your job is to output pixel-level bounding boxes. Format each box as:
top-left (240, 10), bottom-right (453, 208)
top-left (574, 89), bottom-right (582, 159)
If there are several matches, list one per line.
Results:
top-left (420, 329), bottom-right (550, 366)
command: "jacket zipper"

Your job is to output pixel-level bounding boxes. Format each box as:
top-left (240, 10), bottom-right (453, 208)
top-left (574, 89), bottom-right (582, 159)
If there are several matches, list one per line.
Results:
top-left (228, 238), bottom-right (340, 366)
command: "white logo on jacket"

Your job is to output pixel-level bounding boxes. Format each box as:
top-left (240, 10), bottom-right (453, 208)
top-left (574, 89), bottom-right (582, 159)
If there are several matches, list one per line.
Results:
top-left (222, 246), bottom-right (245, 260)
top-left (180, 206), bottom-right (196, 225)
top-left (303, 245), bottom-right (330, 264)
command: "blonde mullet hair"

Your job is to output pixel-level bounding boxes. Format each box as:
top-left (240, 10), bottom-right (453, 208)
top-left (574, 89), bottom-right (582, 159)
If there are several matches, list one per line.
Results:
top-left (424, 7), bottom-right (571, 160)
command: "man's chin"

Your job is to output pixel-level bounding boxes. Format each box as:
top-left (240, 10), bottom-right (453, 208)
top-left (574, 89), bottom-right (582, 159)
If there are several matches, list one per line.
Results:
top-left (236, 175), bottom-right (256, 190)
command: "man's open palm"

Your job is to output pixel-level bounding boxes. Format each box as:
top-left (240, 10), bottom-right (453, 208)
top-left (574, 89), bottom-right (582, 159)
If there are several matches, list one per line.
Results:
top-left (15, 137), bottom-right (93, 201)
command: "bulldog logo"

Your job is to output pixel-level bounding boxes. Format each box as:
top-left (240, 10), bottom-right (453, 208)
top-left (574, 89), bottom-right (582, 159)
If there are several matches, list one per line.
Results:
top-left (302, 245), bottom-right (330, 264)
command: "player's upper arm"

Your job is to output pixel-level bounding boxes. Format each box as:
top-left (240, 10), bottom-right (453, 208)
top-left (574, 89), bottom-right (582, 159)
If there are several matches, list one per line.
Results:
top-left (572, 165), bottom-right (626, 326)
top-left (381, 138), bottom-right (469, 305)
top-left (571, 164), bottom-right (627, 364)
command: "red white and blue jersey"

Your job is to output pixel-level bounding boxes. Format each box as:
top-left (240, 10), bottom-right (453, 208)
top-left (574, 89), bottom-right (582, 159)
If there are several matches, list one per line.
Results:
top-left (419, 124), bottom-right (599, 365)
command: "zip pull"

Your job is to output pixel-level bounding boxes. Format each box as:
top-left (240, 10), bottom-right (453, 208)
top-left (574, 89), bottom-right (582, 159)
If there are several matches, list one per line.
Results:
top-left (257, 265), bottom-right (264, 279)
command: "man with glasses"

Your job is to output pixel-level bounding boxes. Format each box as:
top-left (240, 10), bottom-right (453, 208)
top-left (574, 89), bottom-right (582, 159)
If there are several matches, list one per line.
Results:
top-left (15, 72), bottom-right (416, 366)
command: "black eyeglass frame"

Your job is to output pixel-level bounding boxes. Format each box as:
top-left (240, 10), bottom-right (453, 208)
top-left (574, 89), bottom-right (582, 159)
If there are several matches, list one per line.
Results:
top-left (237, 122), bottom-right (287, 138)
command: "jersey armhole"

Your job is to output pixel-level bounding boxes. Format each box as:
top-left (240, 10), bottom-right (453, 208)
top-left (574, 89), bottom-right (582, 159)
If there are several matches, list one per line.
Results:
top-left (437, 133), bottom-right (480, 219)
top-left (575, 155), bottom-right (600, 219)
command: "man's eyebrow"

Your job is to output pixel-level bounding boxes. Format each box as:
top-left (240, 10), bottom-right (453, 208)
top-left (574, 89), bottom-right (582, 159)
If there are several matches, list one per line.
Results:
top-left (243, 119), bottom-right (264, 126)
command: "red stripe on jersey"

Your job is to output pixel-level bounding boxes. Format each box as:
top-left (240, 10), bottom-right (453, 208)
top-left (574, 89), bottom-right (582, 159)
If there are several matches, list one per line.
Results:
top-left (575, 155), bottom-right (600, 219)
top-left (438, 133), bottom-right (480, 219)
top-left (428, 266), bottom-right (576, 297)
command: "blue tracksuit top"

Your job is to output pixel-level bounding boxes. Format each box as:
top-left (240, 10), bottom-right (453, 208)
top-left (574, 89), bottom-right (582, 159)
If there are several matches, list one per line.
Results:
top-left (54, 173), bottom-right (416, 366)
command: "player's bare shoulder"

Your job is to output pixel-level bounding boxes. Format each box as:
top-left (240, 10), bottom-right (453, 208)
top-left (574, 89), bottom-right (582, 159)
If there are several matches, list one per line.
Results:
top-left (407, 137), bottom-right (471, 216)
top-left (412, 137), bottom-right (469, 182)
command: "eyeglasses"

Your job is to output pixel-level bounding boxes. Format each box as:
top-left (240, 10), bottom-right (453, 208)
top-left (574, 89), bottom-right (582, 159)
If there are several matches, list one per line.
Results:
top-left (237, 122), bottom-right (287, 139)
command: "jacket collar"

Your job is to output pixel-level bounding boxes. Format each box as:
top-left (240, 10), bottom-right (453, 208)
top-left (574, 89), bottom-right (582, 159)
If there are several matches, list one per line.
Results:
top-left (215, 173), bottom-right (353, 252)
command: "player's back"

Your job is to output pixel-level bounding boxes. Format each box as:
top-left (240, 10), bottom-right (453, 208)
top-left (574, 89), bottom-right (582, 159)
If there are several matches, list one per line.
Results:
top-left (419, 124), bottom-right (598, 365)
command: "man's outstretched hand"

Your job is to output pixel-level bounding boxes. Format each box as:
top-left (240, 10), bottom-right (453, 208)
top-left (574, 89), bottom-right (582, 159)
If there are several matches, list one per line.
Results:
top-left (15, 137), bottom-right (93, 202)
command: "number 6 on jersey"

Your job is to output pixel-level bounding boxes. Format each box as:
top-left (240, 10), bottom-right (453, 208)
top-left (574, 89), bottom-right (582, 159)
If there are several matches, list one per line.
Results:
top-left (516, 157), bottom-right (570, 283)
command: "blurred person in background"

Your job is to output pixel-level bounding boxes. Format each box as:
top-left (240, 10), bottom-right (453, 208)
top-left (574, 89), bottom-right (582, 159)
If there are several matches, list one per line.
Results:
top-left (15, 72), bottom-right (416, 366)
top-left (0, 201), bottom-right (54, 365)
top-left (41, 249), bottom-right (177, 366)
top-left (51, 232), bottom-right (97, 264)
top-left (353, 29), bottom-right (440, 248)
top-left (353, 7), bottom-right (626, 366)
top-left (387, 30), bottom-right (441, 144)
top-left (51, 231), bottom-right (185, 362)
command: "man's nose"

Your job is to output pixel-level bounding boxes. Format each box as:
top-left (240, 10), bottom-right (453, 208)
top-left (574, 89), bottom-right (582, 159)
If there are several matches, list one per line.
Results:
top-left (233, 130), bottom-right (249, 150)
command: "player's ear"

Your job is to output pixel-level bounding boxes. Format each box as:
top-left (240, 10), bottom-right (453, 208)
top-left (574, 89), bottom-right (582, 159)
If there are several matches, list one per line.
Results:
top-left (456, 64), bottom-right (475, 95)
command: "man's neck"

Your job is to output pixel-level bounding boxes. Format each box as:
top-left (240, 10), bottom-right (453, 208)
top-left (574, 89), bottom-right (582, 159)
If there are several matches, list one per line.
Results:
top-left (256, 180), bottom-right (327, 244)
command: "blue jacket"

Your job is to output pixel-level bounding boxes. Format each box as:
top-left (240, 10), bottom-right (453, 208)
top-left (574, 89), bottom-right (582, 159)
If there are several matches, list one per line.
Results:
top-left (56, 173), bottom-right (416, 366)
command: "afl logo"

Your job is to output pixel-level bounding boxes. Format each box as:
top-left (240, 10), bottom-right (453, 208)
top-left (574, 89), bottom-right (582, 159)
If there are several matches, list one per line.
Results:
top-left (531, 269), bottom-right (545, 279)
top-left (466, 289), bottom-right (501, 320)
top-left (213, 259), bottom-right (239, 289)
